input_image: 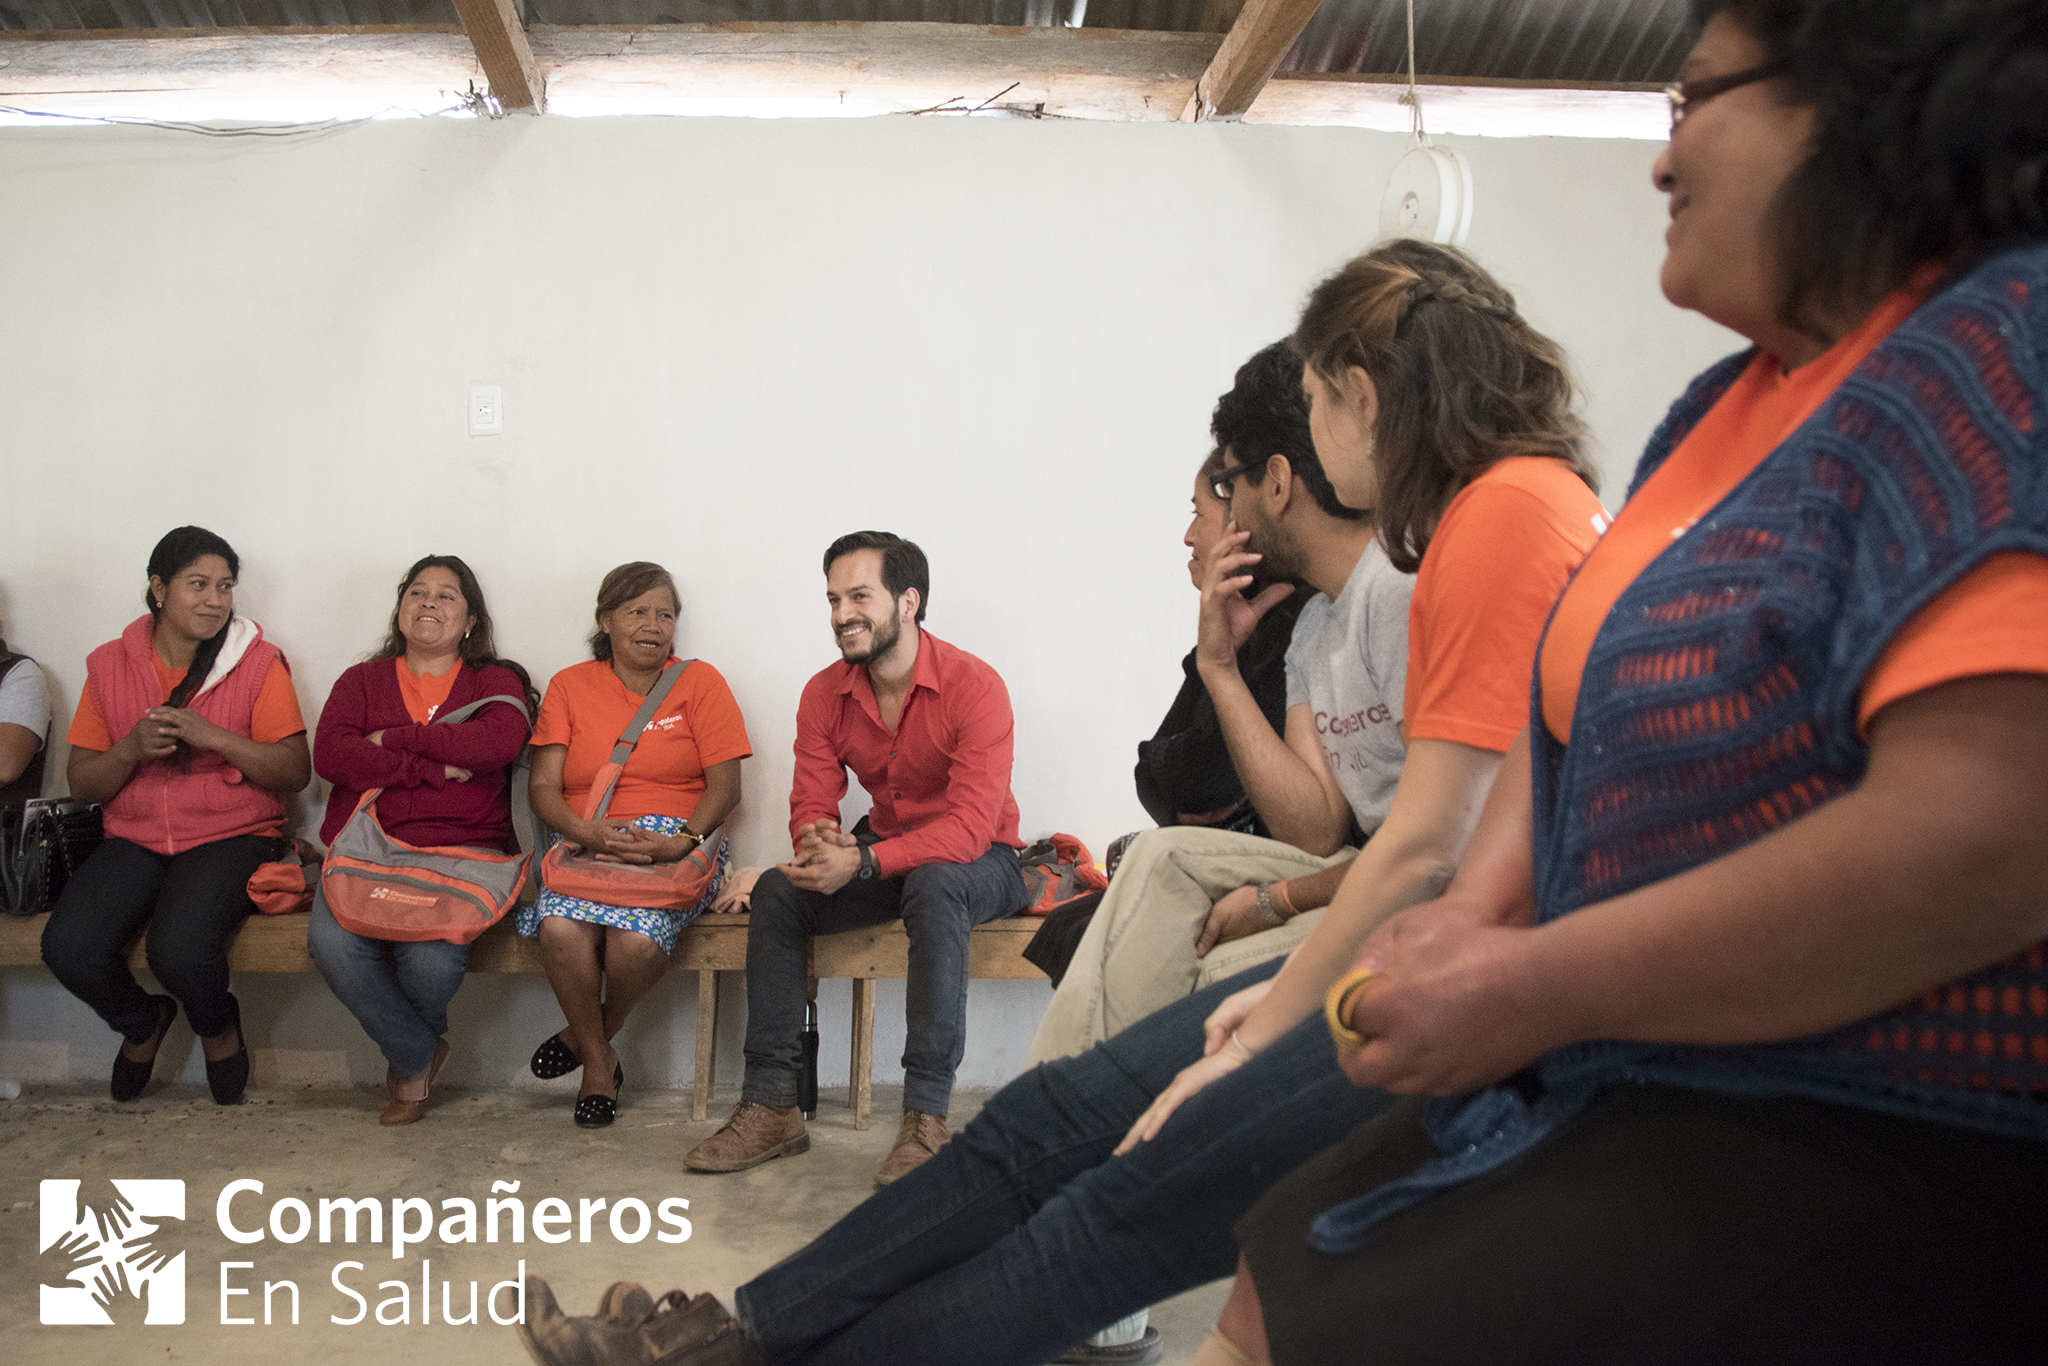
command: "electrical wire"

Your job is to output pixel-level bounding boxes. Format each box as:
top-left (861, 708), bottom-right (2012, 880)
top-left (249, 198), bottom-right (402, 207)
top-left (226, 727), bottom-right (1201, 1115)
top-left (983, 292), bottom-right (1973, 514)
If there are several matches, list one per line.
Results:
top-left (0, 99), bottom-right (471, 139)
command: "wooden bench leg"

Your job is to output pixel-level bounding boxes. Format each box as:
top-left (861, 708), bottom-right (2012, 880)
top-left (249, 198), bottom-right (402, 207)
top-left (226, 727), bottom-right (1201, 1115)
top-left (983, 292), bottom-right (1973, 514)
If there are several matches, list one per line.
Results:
top-left (693, 968), bottom-right (718, 1123)
top-left (851, 976), bottom-right (876, 1131)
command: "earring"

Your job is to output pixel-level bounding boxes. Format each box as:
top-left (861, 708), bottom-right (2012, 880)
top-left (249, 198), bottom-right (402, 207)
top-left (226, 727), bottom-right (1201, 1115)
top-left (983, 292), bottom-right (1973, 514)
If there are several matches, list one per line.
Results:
top-left (154, 598), bottom-right (164, 608)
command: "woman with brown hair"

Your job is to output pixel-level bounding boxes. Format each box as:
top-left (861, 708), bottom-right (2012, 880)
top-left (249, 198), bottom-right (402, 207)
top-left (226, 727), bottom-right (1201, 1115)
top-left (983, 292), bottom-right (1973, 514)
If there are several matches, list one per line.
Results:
top-left (514, 241), bottom-right (1609, 1366)
top-left (306, 554), bottom-right (536, 1125)
top-left (520, 562), bottom-right (751, 1128)
top-left (1221, 0), bottom-right (2048, 1361)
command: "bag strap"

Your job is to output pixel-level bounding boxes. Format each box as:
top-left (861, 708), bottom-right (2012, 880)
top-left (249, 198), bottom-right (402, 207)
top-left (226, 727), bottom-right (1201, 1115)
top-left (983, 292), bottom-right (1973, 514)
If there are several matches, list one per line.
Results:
top-left (586, 660), bottom-right (692, 823)
top-left (432, 692), bottom-right (532, 727)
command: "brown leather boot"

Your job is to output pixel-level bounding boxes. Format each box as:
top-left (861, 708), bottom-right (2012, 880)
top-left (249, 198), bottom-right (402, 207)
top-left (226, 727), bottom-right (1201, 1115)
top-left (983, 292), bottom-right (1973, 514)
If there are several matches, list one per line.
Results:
top-left (682, 1101), bottom-right (809, 1173)
top-left (516, 1276), bottom-right (757, 1366)
top-left (874, 1110), bottom-right (949, 1187)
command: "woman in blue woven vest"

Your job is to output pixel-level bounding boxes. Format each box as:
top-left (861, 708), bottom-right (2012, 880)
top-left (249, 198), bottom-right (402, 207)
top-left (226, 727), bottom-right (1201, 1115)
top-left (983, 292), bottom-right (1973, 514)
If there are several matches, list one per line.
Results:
top-left (1220, 1), bottom-right (2048, 1362)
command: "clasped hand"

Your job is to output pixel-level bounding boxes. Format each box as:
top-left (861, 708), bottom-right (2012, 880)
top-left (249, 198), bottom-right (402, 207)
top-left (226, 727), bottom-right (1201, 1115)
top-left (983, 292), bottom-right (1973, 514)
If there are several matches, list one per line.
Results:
top-left (778, 819), bottom-right (862, 894)
top-left (1332, 895), bottom-right (1567, 1097)
top-left (124, 706), bottom-right (229, 760)
top-left (573, 821), bottom-right (694, 866)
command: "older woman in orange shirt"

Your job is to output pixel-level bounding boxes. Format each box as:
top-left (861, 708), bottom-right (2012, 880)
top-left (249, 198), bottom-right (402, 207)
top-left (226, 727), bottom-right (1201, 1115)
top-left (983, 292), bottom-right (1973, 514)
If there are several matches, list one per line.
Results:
top-left (520, 561), bottom-right (751, 1128)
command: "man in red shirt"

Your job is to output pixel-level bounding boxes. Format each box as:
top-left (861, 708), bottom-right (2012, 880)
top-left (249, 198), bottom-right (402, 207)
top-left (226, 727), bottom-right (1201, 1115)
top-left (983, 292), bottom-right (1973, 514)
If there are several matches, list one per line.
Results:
top-left (685, 531), bottom-right (1027, 1186)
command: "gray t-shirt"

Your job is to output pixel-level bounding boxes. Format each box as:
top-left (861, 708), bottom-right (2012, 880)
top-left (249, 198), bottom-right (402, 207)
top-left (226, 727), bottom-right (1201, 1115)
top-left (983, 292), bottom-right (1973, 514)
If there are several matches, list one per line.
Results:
top-left (1284, 542), bottom-right (1413, 834)
top-left (0, 656), bottom-right (50, 746)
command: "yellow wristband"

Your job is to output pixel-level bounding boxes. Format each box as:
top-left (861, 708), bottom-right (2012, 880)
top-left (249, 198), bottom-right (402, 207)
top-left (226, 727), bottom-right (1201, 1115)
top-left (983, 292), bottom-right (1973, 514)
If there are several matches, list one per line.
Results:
top-left (1324, 967), bottom-right (1378, 1050)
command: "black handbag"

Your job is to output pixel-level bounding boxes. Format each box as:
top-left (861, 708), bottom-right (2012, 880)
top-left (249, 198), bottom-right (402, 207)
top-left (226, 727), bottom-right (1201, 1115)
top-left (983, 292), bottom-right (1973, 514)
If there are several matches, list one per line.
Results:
top-left (0, 799), bottom-right (105, 917)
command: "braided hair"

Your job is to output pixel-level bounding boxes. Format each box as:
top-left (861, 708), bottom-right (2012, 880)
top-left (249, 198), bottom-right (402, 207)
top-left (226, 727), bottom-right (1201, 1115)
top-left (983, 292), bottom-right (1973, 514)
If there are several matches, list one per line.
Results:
top-left (1292, 239), bottom-right (1598, 573)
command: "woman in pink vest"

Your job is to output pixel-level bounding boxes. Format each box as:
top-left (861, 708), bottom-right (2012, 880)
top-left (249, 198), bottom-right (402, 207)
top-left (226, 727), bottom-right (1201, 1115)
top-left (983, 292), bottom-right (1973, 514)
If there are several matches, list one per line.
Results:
top-left (305, 554), bottom-right (536, 1126)
top-left (41, 526), bottom-right (311, 1106)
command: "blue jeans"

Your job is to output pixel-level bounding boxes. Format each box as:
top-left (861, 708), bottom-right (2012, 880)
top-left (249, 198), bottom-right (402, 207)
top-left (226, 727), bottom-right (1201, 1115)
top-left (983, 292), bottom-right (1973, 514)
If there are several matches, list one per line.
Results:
top-left (734, 959), bottom-right (1393, 1366)
top-left (306, 889), bottom-right (468, 1077)
top-left (742, 843), bottom-right (1027, 1117)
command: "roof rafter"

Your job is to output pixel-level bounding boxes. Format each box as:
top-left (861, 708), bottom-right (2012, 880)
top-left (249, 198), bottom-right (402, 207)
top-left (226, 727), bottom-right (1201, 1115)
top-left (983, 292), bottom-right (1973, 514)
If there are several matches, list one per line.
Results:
top-left (1180, 0), bottom-right (1324, 121)
top-left (0, 24), bottom-right (1663, 136)
top-left (451, 0), bottom-right (544, 112)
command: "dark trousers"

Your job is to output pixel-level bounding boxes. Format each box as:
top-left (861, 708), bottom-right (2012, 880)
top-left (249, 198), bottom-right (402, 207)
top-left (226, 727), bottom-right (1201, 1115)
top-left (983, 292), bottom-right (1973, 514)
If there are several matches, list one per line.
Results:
top-left (733, 959), bottom-right (1392, 1366)
top-left (1239, 1082), bottom-right (2048, 1366)
top-left (41, 834), bottom-right (281, 1041)
top-left (741, 843), bottom-right (1027, 1117)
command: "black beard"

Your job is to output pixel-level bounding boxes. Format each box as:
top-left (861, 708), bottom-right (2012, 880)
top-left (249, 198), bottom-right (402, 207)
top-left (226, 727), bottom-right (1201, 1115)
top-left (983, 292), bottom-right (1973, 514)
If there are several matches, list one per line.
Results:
top-left (1242, 516), bottom-right (1306, 586)
top-left (839, 610), bottom-right (902, 665)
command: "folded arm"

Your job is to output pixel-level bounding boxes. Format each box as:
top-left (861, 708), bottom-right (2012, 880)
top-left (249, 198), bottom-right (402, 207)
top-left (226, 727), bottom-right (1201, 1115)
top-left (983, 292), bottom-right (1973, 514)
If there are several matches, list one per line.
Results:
top-left (314, 669), bottom-right (448, 791)
top-left (373, 688), bottom-right (531, 771)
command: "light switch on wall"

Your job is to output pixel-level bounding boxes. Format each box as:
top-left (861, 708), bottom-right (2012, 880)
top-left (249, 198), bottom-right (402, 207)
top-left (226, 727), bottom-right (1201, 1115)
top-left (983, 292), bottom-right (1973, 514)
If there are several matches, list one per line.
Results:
top-left (468, 384), bottom-right (503, 436)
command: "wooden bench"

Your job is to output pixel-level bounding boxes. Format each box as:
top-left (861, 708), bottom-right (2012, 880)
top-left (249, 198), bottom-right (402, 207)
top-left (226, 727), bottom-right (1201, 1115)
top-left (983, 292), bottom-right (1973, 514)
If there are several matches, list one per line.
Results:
top-left (0, 910), bottom-right (1047, 1129)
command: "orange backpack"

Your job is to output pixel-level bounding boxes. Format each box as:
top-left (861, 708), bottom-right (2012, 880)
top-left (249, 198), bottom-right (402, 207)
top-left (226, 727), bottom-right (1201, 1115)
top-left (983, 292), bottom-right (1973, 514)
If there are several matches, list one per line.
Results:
top-left (1015, 833), bottom-right (1109, 915)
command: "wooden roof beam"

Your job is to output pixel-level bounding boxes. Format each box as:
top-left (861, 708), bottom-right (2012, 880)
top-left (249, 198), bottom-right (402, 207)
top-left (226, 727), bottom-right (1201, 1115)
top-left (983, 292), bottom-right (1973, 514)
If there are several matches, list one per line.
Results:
top-left (451, 0), bottom-right (544, 112)
top-left (1182, 0), bottom-right (1323, 121)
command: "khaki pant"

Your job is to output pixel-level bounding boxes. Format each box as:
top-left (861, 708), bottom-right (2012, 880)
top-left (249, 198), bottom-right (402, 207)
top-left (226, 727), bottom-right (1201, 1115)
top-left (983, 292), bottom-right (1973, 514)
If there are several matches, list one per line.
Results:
top-left (1027, 826), bottom-right (1354, 1065)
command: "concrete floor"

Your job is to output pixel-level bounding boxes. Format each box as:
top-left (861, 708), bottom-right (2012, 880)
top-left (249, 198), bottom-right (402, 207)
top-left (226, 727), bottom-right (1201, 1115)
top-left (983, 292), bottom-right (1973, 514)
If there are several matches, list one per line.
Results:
top-left (4, 1079), bottom-right (1227, 1365)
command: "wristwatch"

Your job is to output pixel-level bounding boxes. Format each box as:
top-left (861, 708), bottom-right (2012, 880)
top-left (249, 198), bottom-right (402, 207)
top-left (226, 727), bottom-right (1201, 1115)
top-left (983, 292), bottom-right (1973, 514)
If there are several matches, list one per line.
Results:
top-left (857, 846), bottom-right (878, 880)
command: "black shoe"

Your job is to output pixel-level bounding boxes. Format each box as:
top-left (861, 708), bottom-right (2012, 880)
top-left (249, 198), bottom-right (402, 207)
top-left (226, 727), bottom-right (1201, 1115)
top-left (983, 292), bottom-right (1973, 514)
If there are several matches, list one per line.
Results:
top-left (574, 1062), bottom-right (623, 1129)
top-left (205, 995), bottom-right (250, 1106)
top-left (1055, 1328), bottom-right (1163, 1365)
top-left (111, 995), bottom-right (177, 1103)
top-left (529, 1031), bottom-right (580, 1080)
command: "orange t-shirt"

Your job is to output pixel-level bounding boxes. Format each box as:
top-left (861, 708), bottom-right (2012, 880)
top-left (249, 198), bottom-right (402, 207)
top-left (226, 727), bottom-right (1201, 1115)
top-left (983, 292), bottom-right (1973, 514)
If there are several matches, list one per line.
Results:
top-left (394, 656), bottom-right (461, 724)
top-left (1540, 272), bottom-right (2048, 742)
top-left (1406, 457), bottom-right (1611, 751)
top-left (531, 658), bottom-right (752, 824)
top-left (68, 655), bottom-right (306, 751)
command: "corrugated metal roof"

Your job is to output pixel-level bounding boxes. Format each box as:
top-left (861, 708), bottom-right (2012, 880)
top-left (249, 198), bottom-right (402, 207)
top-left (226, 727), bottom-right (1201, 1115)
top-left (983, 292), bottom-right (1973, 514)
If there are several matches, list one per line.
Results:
top-left (1283, 0), bottom-right (1692, 81)
top-left (523, 0), bottom-right (1083, 25)
top-left (0, 0), bottom-right (1694, 84)
top-left (4, 0), bottom-right (456, 25)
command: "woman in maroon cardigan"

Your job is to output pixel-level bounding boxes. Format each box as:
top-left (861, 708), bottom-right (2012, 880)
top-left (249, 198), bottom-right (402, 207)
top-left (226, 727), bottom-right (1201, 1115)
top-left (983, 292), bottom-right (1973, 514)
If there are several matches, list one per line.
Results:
top-left (306, 555), bottom-right (536, 1125)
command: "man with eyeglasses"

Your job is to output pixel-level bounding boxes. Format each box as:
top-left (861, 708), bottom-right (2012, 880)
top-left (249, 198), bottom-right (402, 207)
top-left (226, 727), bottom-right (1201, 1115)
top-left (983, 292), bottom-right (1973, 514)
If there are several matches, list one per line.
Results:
top-left (1027, 340), bottom-right (1413, 1073)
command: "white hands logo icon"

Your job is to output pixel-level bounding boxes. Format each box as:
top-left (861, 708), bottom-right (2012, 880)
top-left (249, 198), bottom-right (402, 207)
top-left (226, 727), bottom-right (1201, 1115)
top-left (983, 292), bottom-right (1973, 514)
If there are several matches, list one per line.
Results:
top-left (39, 1178), bottom-right (187, 1325)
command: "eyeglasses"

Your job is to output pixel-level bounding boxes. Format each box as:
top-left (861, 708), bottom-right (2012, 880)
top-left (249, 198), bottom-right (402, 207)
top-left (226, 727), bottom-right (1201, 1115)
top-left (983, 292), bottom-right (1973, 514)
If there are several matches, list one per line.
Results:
top-left (1663, 60), bottom-right (1786, 135)
top-left (1208, 461), bottom-right (1255, 502)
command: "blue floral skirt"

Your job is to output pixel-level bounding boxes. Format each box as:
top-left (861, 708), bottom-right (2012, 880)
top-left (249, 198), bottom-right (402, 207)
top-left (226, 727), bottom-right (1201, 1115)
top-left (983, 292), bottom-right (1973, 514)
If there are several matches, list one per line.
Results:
top-left (516, 814), bottom-right (730, 955)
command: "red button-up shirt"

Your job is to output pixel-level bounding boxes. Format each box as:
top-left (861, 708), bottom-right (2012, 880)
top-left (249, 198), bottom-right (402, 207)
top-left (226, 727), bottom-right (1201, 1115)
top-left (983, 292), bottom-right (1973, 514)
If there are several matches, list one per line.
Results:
top-left (789, 629), bottom-right (1023, 877)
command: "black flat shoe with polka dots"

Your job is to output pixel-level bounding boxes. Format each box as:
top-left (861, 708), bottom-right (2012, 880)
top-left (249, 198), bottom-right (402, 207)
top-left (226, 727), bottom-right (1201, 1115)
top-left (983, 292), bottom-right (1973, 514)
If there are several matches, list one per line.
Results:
top-left (529, 1032), bottom-right (580, 1080)
top-left (574, 1062), bottom-right (624, 1128)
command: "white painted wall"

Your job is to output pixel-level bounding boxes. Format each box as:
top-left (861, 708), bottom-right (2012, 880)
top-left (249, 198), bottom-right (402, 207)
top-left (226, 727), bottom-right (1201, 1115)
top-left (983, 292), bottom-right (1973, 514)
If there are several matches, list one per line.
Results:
top-left (0, 114), bottom-right (1739, 1093)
